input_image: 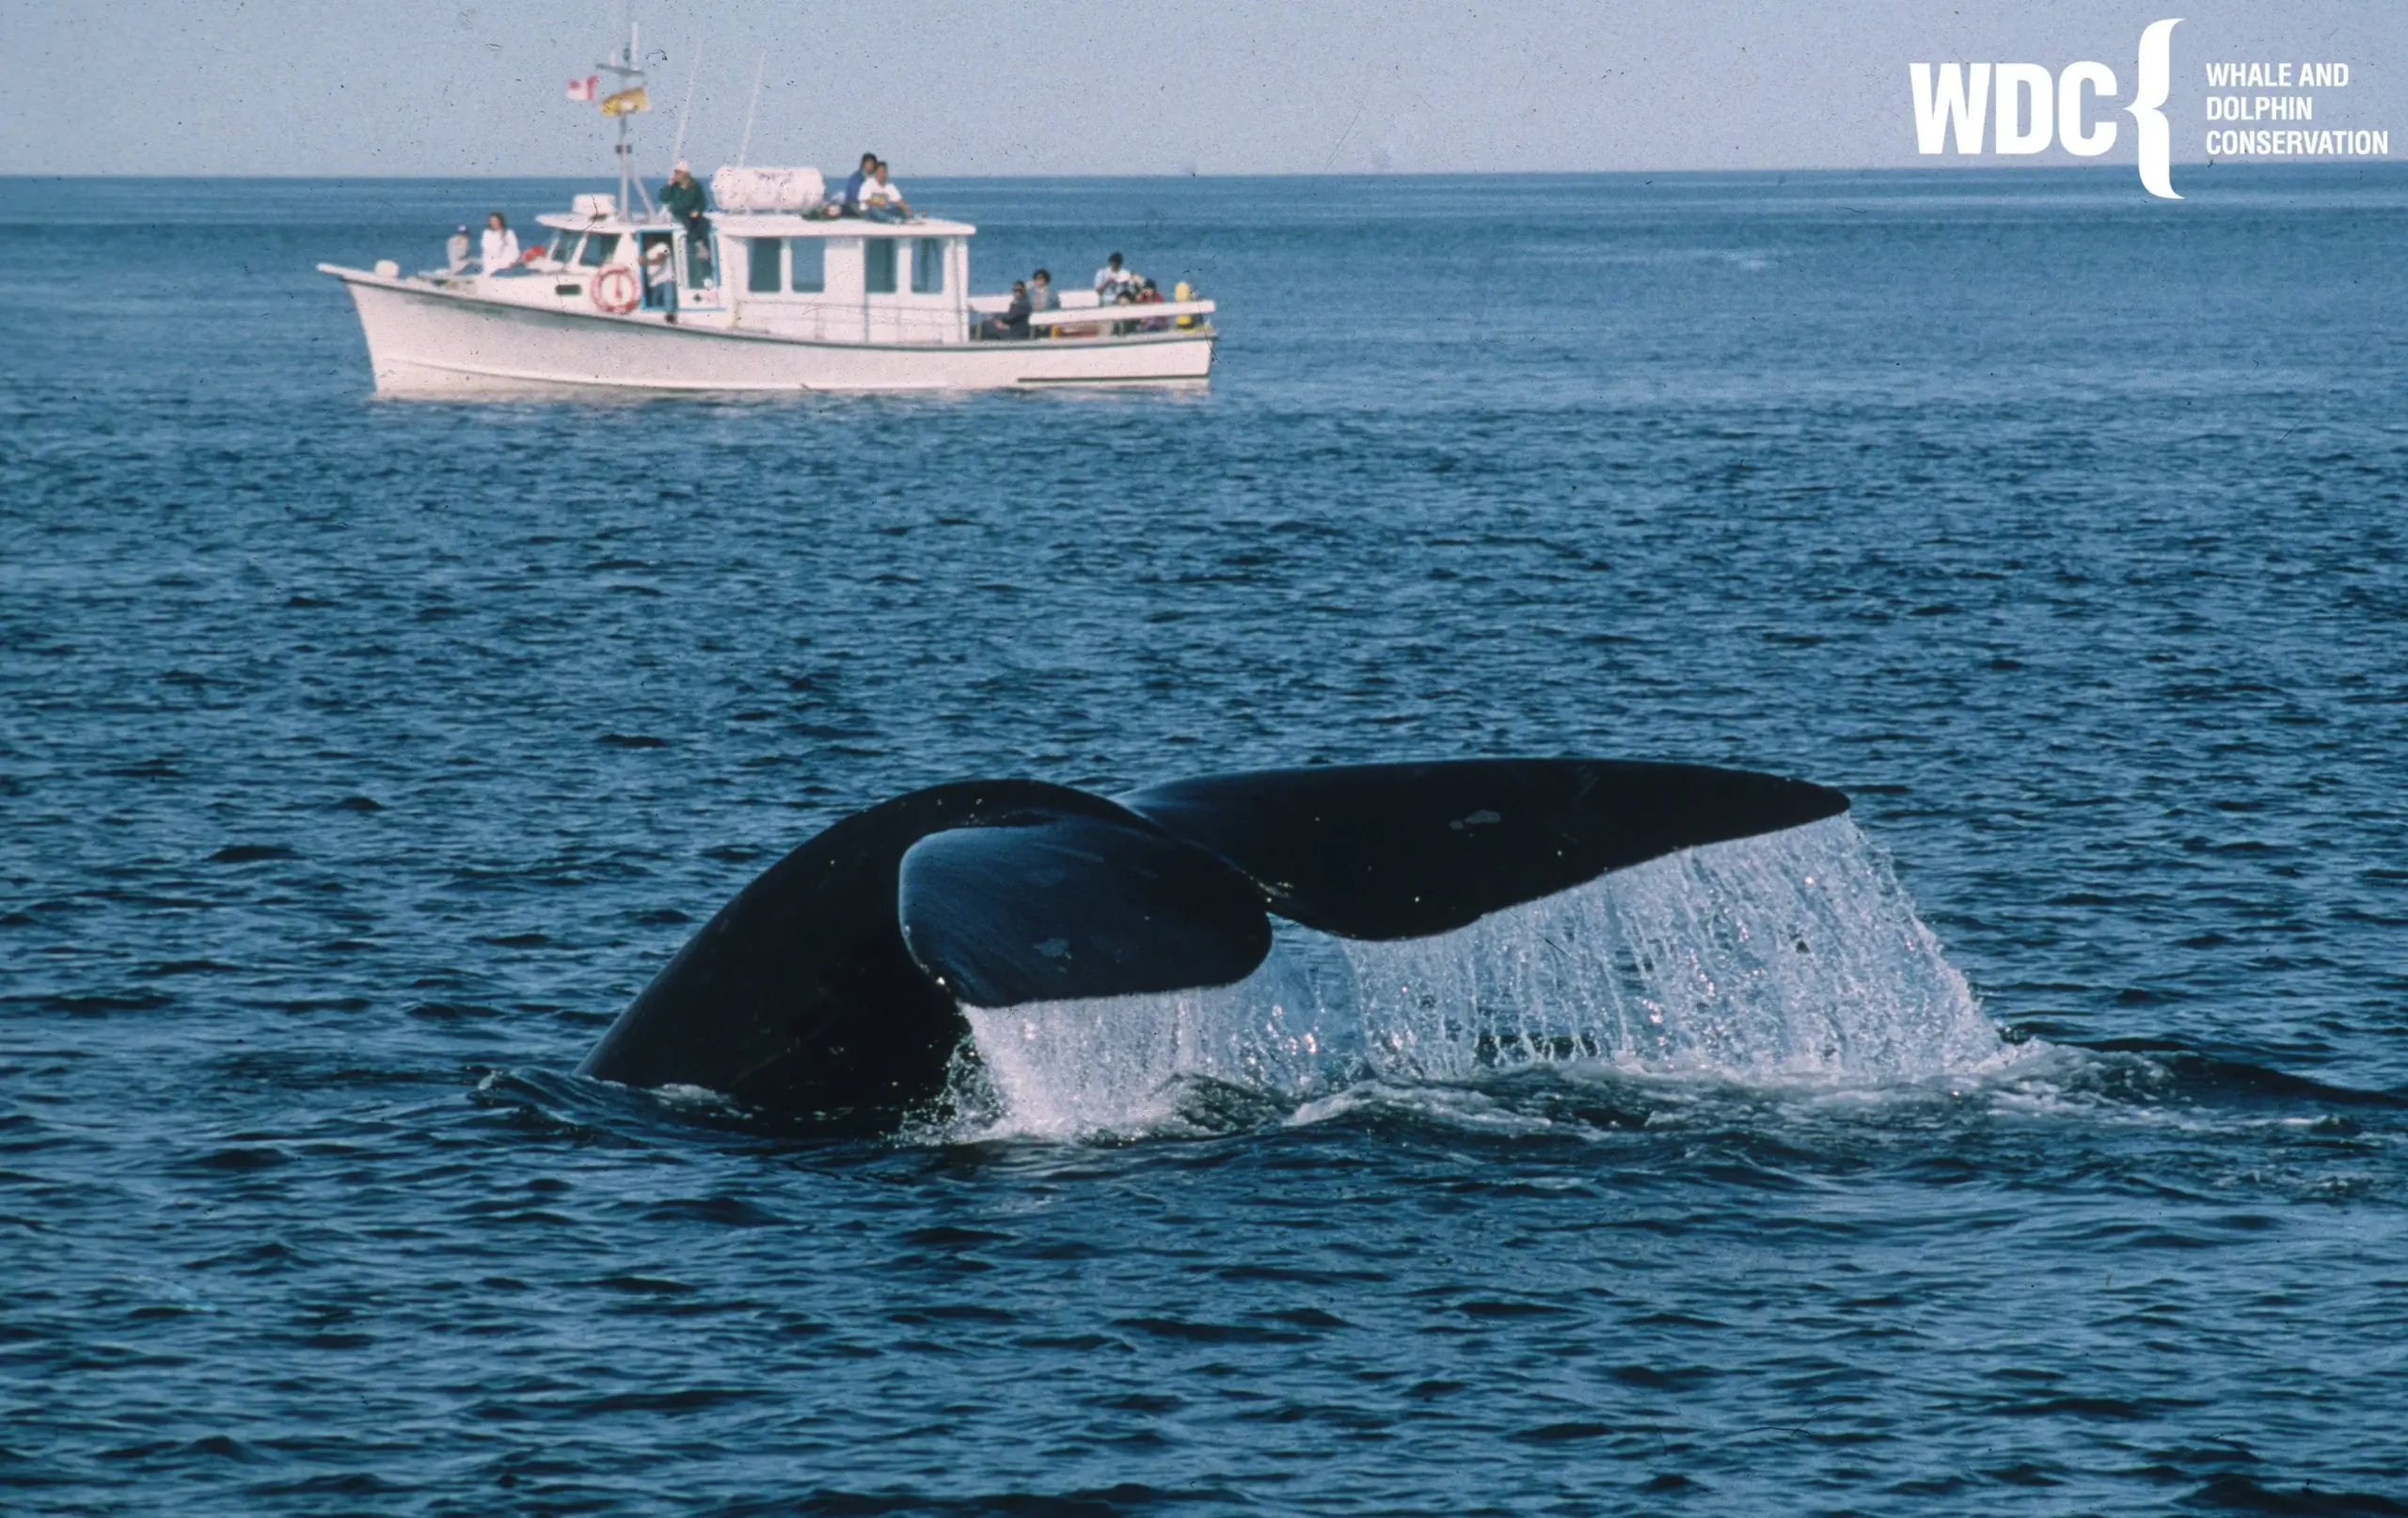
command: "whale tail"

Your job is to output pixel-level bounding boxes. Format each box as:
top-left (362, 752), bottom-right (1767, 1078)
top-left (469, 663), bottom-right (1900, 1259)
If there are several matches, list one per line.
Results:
top-left (578, 759), bottom-right (1850, 1126)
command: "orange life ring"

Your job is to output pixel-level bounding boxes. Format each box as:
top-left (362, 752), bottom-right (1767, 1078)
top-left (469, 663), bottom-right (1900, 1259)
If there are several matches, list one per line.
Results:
top-left (591, 264), bottom-right (640, 315)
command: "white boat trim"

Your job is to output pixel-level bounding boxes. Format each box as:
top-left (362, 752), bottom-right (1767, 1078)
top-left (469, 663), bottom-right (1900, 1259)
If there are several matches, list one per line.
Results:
top-left (320, 264), bottom-right (1212, 353)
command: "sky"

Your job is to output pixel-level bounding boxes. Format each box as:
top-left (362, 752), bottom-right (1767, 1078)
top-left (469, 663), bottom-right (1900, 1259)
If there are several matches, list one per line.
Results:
top-left (4, 1), bottom-right (2403, 177)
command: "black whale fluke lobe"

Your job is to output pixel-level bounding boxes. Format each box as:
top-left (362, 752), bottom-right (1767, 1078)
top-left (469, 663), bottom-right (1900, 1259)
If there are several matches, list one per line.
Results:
top-left (898, 809), bottom-right (1273, 1008)
top-left (1118, 759), bottom-right (1848, 941)
top-left (577, 758), bottom-right (1849, 1127)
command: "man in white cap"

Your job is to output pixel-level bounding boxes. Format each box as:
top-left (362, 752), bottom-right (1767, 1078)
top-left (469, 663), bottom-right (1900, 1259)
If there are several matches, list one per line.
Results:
top-left (446, 225), bottom-right (471, 275)
top-left (658, 159), bottom-right (713, 286)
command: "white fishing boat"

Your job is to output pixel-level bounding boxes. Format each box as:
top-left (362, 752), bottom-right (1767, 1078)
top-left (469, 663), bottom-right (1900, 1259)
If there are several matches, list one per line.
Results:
top-left (318, 31), bottom-right (1214, 395)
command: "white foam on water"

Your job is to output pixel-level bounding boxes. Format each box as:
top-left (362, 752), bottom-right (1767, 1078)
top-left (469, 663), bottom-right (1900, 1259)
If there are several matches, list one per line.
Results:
top-left (952, 816), bottom-right (2004, 1140)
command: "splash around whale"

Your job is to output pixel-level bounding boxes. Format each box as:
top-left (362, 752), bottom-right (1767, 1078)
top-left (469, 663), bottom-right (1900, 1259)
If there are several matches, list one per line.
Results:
top-left (578, 758), bottom-right (1899, 1129)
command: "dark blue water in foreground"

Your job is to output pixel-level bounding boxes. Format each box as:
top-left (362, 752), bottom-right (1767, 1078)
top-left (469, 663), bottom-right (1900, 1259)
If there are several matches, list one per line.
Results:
top-left (5, 168), bottom-right (2408, 1514)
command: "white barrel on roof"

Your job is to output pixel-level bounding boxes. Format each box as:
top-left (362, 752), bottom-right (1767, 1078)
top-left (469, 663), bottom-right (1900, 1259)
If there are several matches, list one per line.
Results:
top-left (709, 166), bottom-right (827, 213)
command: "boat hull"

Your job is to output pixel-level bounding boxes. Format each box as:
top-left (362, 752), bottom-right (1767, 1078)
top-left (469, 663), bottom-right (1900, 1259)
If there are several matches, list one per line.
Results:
top-left (325, 269), bottom-right (1215, 395)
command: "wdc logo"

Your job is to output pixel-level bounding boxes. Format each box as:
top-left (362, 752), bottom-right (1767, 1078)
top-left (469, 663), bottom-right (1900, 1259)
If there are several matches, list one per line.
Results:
top-left (1910, 19), bottom-right (2181, 198)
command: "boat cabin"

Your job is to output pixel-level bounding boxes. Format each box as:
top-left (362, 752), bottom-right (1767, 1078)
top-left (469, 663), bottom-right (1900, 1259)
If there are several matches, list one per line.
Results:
top-left (520, 193), bottom-right (974, 344)
top-left (717, 214), bottom-right (971, 343)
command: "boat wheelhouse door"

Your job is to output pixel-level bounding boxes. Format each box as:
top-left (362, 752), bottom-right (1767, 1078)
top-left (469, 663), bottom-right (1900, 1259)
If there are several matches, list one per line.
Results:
top-left (675, 227), bottom-right (720, 297)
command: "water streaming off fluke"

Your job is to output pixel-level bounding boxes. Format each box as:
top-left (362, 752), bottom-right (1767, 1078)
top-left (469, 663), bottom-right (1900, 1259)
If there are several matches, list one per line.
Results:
top-left (958, 817), bottom-right (2002, 1137)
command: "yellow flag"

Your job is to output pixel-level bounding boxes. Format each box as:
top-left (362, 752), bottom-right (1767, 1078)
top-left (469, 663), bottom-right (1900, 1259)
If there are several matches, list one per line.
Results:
top-left (599, 87), bottom-right (650, 117)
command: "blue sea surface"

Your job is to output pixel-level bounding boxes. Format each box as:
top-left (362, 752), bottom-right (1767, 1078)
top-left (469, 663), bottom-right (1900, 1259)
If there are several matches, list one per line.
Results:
top-left (3, 167), bottom-right (2407, 1514)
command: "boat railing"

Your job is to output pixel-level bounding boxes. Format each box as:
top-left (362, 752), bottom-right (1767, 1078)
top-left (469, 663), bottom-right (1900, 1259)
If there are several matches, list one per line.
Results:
top-left (967, 291), bottom-right (1206, 312)
top-left (1027, 300), bottom-right (1214, 333)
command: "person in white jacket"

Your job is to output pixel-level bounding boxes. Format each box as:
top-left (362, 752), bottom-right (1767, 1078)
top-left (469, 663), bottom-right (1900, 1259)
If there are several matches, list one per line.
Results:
top-left (1094, 251), bottom-right (1140, 300)
top-left (861, 162), bottom-right (911, 222)
top-left (479, 212), bottom-right (521, 275)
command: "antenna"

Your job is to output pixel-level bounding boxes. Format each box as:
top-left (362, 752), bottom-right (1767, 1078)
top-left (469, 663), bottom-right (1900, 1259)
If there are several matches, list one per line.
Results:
top-left (598, 20), bottom-right (656, 216)
top-left (670, 40), bottom-right (703, 166)
top-left (737, 54), bottom-right (767, 167)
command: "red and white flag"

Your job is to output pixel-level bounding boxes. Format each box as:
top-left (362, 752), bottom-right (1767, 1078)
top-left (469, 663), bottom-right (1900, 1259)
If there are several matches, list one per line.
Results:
top-left (566, 75), bottom-right (597, 103)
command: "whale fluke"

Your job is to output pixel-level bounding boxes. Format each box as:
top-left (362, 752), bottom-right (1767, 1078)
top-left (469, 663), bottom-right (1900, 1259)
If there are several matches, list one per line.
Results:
top-left (578, 759), bottom-right (1850, 1126)
top-left (578, 779), bottom-right (1118, 1119)
top-left (1119, 759), bottom-right (1849, 941)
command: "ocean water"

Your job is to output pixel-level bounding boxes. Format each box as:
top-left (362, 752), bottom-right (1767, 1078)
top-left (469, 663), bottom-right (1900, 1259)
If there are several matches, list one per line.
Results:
top-left (4, 167), bottom-right (2407, 1514)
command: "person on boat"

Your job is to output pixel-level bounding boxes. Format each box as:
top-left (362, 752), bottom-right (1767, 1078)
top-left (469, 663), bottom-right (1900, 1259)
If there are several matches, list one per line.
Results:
top-left (979, 279), bottom-right (1032, 340)
top-left (1135, 278), bottom-right (1169, 331)
top-left (862, 161), bottom-right (912, 222)
top-left (660, 161), bottom-right (713, 285)
top-left (835, 152), bottom-right (878, 215)
top-left (479, 212), bottom-right (520, 276)
top-left (661, 161), bottom-right (707, 230)
top-left (1096, 257), bottom-right (1143, 334)
top-left (446, 226), bottom-right (471, 275)
top-left (641, 235), bottom-right (677, 313)
top-left (1094, 252), bottom-right (1139, 301)
top-left (1023, 268), bottom-right (1059, 338)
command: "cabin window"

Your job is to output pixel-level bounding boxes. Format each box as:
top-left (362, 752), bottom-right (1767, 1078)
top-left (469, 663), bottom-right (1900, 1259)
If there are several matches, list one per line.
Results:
top-left (578, 232), bottom-right (621, 266)
top-left (748, 238), bottom-right (782, 293)
top-left (789, 239), bottom-right (824, 293)
top-left (911, 238), bottom-right (945, 293)
top-left (864, 238), bottom-right (897, 294)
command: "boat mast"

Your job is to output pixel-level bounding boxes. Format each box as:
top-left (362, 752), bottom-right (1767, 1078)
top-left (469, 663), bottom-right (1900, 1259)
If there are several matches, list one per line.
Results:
top-left (601, 23), bottom-right (654, 216)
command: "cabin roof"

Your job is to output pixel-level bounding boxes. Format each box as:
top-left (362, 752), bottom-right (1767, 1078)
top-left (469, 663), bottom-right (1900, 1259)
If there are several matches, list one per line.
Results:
top-left (536, 211), bottom-right (976, 238)
top-left (720, 213), bottom-right (977, 238)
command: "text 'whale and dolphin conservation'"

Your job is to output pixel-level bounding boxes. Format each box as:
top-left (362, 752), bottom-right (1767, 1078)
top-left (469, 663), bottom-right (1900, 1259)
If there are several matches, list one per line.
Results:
top-left (578, 759), bottom-right (1851, 1127)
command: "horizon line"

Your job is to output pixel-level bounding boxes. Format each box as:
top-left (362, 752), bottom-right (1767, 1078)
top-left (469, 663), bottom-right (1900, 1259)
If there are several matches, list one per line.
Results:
top-left (0, 161), bottom-right (2385, 182)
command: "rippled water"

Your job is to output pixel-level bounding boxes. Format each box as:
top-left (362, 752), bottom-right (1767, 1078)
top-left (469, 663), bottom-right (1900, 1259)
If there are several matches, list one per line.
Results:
top-left (5, 169), bottom-right (2407, 1513)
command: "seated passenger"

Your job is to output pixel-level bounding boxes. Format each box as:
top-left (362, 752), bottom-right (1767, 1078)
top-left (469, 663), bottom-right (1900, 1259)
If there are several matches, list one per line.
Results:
top-left (447, 226), bottom-right (471, 275)
top-left (1135, 278), bottom-right (1169, 331)
top-left (479, 212), bottom-right (521, 275)
top-left (978, 280), bottom-right (1032, 340)
top-left (658, 161), bottom-right (716, 287)
top-left (661, 160), bottom-right (709, 236)
top-left (862, 160), bottom-right (912, 222)
top-left (1026, 269), bottom-right (1058, 336)
top-left (1106, 277), bottom-right (1141, 335)
top-left (835, 151), bottom-right (878, 216)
